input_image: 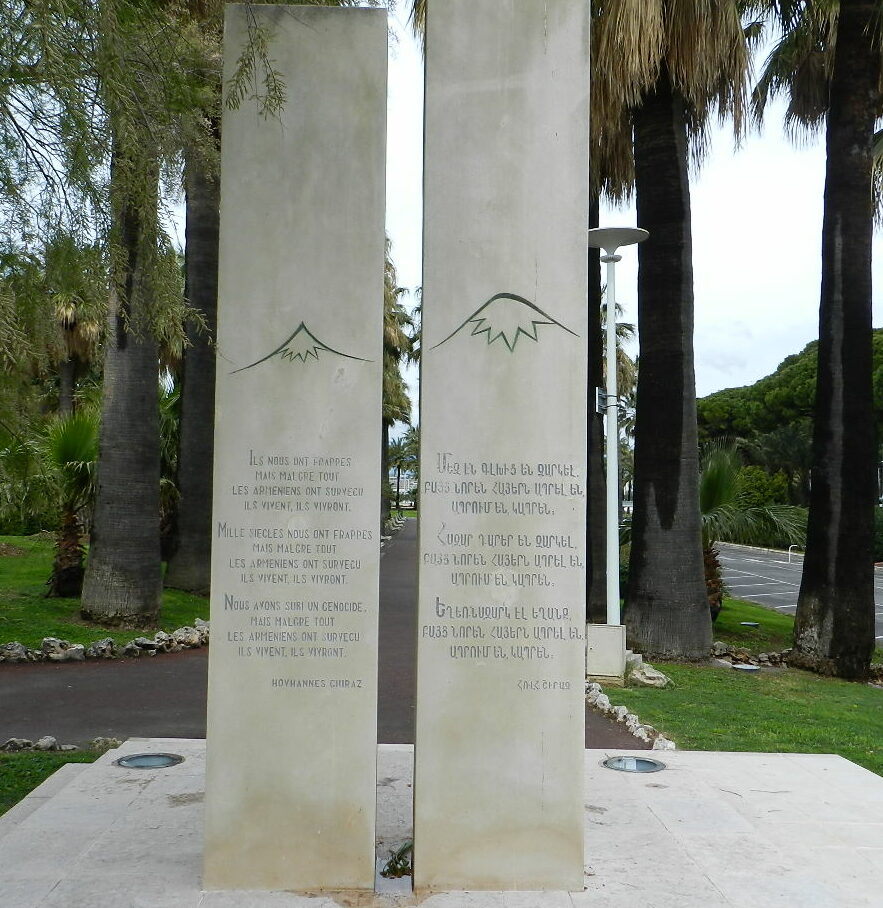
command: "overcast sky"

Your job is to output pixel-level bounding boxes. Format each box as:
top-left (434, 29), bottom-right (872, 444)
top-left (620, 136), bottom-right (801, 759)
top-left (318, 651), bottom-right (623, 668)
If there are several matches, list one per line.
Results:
top-left (384, 10), bottom-right (883, 421)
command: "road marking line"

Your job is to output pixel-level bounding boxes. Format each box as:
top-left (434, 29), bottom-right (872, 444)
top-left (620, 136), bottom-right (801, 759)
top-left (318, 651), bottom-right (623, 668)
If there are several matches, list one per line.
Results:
top-left (721, 569), bottom-right (799, 587)
top-left (721, 552), bottom-right (803, 567)
top-left (726, 583), bottom-right (781, 589)
top-left (774, 605), bottom-right (797, 610)
top-left (732, 590), bottom-right (796, 596)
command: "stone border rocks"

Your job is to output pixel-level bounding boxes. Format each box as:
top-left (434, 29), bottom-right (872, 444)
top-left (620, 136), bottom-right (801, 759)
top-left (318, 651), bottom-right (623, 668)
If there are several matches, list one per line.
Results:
top-left (585, 679), bottom-right (676, 751)
top-left (0, 620), bottom-right (209, 665)
top-left (713, 641), bottom-right (883, 685)
top-left (1, 735), bottom-right (122, 754)
top-left (711, 640), bottom-right (790, 668)
top-left (381, 514), bottom-right (407, 544)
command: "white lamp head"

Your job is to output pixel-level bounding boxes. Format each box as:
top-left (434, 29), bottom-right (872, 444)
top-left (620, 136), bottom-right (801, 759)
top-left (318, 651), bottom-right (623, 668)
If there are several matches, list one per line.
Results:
top-left (587, 227), bottom-right (649, 256)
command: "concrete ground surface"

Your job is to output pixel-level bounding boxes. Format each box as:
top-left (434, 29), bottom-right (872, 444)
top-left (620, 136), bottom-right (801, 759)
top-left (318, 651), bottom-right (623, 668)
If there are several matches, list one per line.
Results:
top-left (2, 737), bottom-right (883, 907)
top-left (0, 520), bottom-right (646, 751)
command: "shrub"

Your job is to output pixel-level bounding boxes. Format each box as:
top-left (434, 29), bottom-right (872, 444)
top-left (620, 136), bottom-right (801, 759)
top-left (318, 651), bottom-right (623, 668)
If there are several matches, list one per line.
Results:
top-left (736, 465), bottom-right (789, 508)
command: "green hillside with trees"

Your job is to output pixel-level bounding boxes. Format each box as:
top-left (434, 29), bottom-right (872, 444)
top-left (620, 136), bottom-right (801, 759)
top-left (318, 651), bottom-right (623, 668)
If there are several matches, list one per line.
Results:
top-left (698, 328), bottom-right (883, 443)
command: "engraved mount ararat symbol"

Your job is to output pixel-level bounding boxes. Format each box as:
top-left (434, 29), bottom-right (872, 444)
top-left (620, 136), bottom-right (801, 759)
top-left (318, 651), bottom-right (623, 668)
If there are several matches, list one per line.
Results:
top-left (431, 292), bottom-right (578, 353)
top-left (231, 322), bottom-right (370, 374)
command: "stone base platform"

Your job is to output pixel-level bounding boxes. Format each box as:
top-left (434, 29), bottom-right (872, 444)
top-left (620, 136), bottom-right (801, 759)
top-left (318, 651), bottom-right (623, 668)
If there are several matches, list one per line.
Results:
top-left (2, 739), bottom-right (882, 907)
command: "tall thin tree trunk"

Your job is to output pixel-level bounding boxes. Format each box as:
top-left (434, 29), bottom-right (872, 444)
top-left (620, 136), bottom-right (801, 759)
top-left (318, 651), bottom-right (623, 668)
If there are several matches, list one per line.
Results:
top-left (792, 0), bottom-right (879, 680)
top-left (587, 191), bottom-right (606, 622)
top-left (165, 134), bottom-right (220, 594)
top-left (81, 152), bottom-right (162, 626)
top-left (625, 68), bottom-right (710, 660)
top-left (58, 355), bottom-right (78, 416)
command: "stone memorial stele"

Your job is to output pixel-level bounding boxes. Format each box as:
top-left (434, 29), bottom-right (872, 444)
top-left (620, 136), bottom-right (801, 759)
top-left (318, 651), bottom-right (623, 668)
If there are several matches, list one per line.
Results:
top-left (203, 5), bottom-right (386, 892)
top-left (413, 0), bottom-right (590, 892)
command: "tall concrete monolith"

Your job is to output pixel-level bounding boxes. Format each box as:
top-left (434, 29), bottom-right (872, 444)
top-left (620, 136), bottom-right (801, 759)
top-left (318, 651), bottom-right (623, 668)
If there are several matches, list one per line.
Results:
top-left (413, 0), bottom-right (590, 891)
top-left (203, 5), bottom-right (386, 891)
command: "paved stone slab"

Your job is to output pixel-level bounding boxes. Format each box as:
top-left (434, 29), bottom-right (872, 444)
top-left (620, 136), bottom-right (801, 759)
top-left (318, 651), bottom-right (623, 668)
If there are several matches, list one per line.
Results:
top-left (0, 760), bottom-right (88, 839)
top-left (3, 742), bottom-right (883, 906)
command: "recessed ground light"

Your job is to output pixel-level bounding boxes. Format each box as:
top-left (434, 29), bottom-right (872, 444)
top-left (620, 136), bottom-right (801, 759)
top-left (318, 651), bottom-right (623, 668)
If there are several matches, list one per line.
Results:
top-left (115, 753), bottom-right (184, 769)
top-left (732, 663), bottom-right (760, 672)
top-left (602, 756), bottom-right (666, 773)
top-left (740, 621), bottom-right (760, 628)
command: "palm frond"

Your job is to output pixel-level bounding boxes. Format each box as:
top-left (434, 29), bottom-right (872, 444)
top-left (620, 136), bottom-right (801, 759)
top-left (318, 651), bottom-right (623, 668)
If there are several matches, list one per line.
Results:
top-left (42, 407), bottom-right (99, 513)
top-left (699, 439), bottom-right (807, 549)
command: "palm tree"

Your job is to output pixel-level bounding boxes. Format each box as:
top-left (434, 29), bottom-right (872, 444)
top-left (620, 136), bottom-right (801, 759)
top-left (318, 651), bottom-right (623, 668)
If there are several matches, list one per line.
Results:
top-left (626, 62), bottom-right (712, 659)
top-left (164, 121), bottom-right (221, 594)
top-left (794, 0), bottom-right (880, 679)
top-left (381, 239), bottom-right (414, 527)
top-left (79, 206), bottom-right (165, 626)
top-left (591, 0), bottom-right (754, 659)
top-left (42, 408), bottom-right (98, 597)
top-left (402, 424), bottom-right (420, 478)
top-left (164, 0), bottom-right (233, 594)
top-left (699, 443), bottom-right (806, 620)
top-left (81, 1), bottom-right (202, 626)
top-left (757, 0), bottom-right (881, 679)
top-left (42, 234), bottom-right (104, 416)
top-left (388, 435), bottom-right (417, 511)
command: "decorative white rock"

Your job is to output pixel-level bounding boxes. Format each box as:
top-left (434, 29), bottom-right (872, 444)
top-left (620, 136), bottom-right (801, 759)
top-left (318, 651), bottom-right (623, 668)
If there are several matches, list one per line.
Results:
top-left (628, 664), bottom-right (672, 688)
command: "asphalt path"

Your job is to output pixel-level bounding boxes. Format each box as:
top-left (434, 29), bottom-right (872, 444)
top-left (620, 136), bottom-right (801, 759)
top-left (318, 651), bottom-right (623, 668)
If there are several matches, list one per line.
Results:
top-left (0, 520), bottom-right (645, 750)
top-left (719, 542), bottom-right (883, 642)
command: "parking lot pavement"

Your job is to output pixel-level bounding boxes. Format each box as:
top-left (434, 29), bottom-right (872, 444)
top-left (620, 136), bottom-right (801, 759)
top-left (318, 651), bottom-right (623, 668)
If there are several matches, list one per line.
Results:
top-left (719, 542), bottom-right (883, 641)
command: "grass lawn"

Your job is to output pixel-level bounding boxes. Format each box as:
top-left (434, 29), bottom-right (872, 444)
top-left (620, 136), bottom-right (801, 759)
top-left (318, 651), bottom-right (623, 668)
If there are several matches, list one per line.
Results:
top-left (0, 534), bottom-right (209, 649)
top-left (0, 751), bottom-right (99, 817)
top-left (712, 598), bottom-right (797, 651)
top-left (712, 597), bottom-right (883, 662)
top-left (614, 598), bottom-right (883, 777)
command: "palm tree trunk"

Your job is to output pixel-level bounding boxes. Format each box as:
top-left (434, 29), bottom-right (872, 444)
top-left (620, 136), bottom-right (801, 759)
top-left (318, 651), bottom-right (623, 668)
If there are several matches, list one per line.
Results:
top-left (625, 68), bottom-right (710, 660)
top-left (48, 509), bottom-right (85, 598)
top-left (793, 0), bottom-right (879, 679)
top-left (81, 152), bottom-right (162, 626)
top-left (58, 355), bottom-right (78, 416)
top-left (164, 133), bottom-right (220, 594)
top-left (587, 191), bottom-right (606, 622)
top-left (704, 543), bottom-right (724, 622)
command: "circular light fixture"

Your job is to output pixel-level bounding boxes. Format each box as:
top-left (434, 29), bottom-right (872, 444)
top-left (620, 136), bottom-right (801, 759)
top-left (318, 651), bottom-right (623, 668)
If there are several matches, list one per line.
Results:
top-left (602, 756), bottom-right (666, 773)
top-left (587, 227), bottom-right (649, 255)
top-left (115, 753), bottom-right (184, 769)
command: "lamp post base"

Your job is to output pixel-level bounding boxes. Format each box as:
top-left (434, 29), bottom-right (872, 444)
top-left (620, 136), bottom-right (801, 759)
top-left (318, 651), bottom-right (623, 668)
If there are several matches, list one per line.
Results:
top-left (585, 623), bottom-right (627, 686)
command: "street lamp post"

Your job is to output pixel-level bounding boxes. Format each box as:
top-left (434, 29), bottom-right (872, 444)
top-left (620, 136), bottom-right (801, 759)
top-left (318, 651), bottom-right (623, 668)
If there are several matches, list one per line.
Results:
top-left (587, 227), bottom-right (648, 628)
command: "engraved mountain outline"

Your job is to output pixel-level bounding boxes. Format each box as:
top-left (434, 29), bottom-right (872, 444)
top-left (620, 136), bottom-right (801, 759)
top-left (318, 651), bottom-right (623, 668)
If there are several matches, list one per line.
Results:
top-left (431, 292), bottom-right (579, 353)
top-left (230, 321), bottom-right (371, 374)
